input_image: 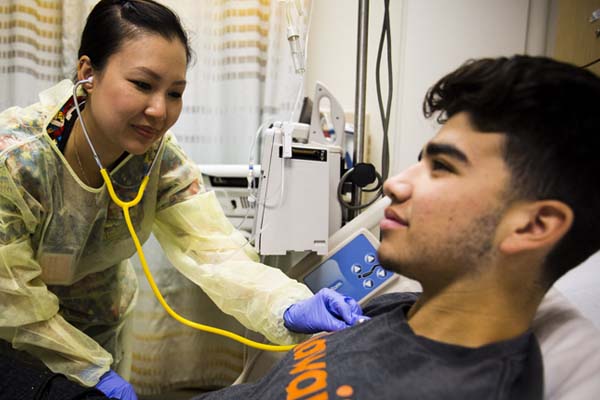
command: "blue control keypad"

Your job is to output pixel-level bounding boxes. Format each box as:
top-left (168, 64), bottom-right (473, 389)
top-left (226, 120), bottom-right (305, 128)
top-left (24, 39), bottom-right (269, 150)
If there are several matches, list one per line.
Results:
top-left (303, 233), bottom-right (393, 301)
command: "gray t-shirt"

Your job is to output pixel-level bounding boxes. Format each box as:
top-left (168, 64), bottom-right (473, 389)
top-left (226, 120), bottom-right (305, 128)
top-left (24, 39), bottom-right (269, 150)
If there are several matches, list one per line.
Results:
top-left (197, 292), bottom-right (543, 400)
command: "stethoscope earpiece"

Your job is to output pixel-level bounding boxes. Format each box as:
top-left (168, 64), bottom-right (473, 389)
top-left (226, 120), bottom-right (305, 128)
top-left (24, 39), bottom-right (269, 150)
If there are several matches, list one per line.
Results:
top-left (76, 76), bottom-right (93, 87)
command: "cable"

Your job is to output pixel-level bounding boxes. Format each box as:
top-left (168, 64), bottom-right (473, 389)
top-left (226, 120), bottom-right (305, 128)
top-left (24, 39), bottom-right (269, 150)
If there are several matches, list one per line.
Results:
top-left (248, 120), bottom-right (275, 183)
top-left (376, 0), bottom-right (392, 182)
top-left (247, 121), bottom-right (288, 209)
top-left (234, 199), bottom-right (253, 230)
top-left (337, 167), bottom-right (383, 211)
top-left (238, 119), bottom-right (275, 232)
top-left (231, 335), bottom-right (268, 385)
top-left (580, 56), bottom-right (600, 69)
top-left (262, 154), bottom-right (286, 209)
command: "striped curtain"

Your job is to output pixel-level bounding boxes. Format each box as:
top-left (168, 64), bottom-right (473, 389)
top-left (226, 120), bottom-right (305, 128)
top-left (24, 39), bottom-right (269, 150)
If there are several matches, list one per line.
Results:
top-left (3, 0), bottom-right (306, 165)
top-left (162, 0), bottom-right (306, 164)
top-left (0, 0), bottom-right (65, 110)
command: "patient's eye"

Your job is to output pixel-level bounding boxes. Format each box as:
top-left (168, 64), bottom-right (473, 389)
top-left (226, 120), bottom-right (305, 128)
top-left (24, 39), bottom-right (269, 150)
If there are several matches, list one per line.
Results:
top-left (431, 159), bottom-right (454, 173)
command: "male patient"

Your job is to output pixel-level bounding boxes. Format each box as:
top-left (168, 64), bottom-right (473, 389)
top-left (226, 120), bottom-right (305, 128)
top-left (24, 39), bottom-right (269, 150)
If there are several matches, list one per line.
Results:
top-left (195, 55), bottom-right (600, 399)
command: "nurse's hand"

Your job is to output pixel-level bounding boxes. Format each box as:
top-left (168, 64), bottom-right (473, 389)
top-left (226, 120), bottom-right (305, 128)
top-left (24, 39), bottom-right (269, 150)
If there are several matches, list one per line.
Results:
top-left (95, 370), bottom-right (138, 400)
top-left (283, 288), bottom-right (369, 334)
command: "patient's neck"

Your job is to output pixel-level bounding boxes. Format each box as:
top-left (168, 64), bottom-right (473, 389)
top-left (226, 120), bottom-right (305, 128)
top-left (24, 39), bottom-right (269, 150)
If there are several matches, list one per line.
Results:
top-left (406, 279), bottom-right (544, 348)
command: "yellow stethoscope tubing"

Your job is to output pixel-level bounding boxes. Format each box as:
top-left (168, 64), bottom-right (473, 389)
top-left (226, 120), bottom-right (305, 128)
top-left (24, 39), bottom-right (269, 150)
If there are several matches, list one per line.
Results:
top-left (74, 77), bottom-right (294, 352)
top-left (100, 169), bottom-right (295, 353)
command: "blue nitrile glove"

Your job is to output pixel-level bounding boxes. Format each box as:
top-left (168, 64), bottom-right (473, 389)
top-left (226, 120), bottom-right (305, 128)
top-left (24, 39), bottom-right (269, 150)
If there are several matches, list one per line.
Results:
top-left (283, 288), bottom-right (370, 334)
top-left (95, 370), bottom-right (138, 400)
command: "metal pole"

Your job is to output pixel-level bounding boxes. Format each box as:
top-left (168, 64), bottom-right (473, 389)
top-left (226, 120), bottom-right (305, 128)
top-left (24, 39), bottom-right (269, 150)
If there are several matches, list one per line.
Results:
top-left (350, 0), bottom-right (369, 220)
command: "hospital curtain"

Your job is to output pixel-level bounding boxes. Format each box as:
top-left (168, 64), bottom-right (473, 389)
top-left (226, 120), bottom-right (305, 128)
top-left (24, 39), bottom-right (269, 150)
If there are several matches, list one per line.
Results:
top-left (3, 0), bottom-right (304, 165)
top-left (0, 0), bottom-right (64, 111)
top-left (161, 0), bottom-right (306, 164)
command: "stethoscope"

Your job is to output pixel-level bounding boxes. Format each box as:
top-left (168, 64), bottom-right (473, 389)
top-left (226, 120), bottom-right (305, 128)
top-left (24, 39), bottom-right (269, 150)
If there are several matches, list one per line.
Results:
top-left (72, 77), bottom-right (294, 352)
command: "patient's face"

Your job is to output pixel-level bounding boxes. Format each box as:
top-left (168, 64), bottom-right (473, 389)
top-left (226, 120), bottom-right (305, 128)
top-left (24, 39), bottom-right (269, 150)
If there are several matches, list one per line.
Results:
top-left (378, 112), bottom-right (510, 287)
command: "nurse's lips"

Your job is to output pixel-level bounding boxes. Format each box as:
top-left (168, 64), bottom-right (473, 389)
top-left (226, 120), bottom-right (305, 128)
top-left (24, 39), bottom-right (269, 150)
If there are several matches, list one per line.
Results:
top-left (380, 208), bottom-right (409, 230)
top-left (133, 125), bottom-right (159, 139)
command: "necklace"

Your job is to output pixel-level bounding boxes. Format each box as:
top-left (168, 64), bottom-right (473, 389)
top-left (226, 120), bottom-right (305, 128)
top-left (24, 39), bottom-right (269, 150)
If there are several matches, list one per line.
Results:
top-left (73, 130), bottom-right (92, 186)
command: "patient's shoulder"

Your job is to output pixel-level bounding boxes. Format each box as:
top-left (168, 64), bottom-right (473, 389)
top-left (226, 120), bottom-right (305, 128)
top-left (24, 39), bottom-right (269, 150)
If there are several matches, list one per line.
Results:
top-left (362, 292), bottom-right (420, 317)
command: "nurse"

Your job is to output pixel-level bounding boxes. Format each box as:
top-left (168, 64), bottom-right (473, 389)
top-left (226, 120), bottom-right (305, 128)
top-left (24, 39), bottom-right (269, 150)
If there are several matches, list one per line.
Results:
top-left (0, 1), bottom-right (364, 399)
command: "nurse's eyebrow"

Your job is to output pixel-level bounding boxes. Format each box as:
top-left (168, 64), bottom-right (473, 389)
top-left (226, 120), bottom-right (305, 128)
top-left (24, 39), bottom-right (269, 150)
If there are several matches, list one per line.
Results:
top-left (418, 142), bottom-right (470, 165)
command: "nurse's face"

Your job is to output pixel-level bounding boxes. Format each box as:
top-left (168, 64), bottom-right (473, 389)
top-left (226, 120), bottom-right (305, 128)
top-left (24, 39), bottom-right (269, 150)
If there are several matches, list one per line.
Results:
top-left (85, 33), bottom-right (187, 158)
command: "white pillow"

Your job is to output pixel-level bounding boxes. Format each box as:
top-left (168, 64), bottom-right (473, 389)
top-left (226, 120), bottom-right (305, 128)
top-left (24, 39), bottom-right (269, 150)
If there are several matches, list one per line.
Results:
top-left (533, 288), bottom-right (600, 400)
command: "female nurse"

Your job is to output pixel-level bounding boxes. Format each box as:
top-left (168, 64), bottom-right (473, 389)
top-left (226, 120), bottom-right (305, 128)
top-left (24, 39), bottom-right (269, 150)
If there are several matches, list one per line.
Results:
top-left (0, 1), bottom-right (364, 399)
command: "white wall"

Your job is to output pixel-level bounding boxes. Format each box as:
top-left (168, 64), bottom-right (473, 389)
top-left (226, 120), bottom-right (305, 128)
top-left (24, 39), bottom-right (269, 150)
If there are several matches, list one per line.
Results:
top-left (306, 0), bottom-right (600, 327)
top-left (392, 0), bottom-right (531, 172)
top-left (306, 0), bottom-right (538, 171)
top-left (306, 0), bottom-right (405, 171)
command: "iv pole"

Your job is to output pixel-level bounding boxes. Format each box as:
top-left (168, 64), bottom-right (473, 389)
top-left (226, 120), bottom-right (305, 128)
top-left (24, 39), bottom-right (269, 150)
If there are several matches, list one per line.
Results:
top-left (350, 0), bottom-right (369, 219)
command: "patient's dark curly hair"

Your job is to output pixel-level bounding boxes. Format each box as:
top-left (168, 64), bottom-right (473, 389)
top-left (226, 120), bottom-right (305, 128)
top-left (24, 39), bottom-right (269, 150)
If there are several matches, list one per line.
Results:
top-left (423, 55), bottom-right (600, 286)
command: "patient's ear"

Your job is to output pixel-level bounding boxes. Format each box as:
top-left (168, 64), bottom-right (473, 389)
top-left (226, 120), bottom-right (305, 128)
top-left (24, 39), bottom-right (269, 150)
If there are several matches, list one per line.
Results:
top-left (499, 200), bottom-right (573, 254)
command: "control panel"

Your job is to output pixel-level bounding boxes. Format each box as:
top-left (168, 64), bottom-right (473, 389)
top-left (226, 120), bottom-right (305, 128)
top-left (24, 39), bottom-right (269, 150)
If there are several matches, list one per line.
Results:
top-left (302, 229), bottom-right (397, 304)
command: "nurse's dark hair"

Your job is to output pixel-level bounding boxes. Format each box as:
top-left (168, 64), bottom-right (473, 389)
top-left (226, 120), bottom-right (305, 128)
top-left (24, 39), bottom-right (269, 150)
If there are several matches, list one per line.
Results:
top-left (423, 55), bottom-right (600, 286)
top-left (77, 0), bottom-right (192, 75)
